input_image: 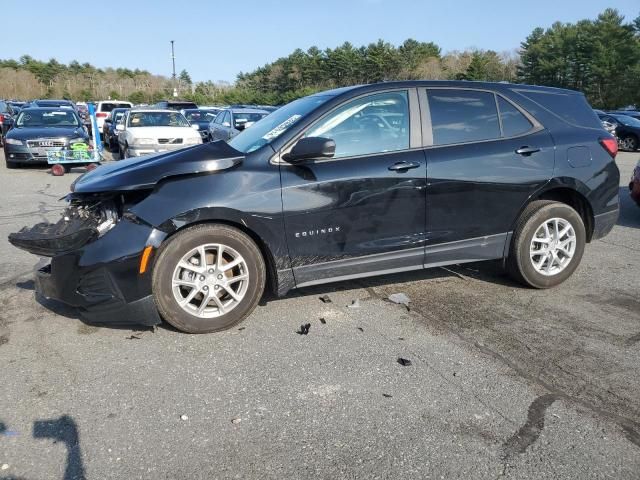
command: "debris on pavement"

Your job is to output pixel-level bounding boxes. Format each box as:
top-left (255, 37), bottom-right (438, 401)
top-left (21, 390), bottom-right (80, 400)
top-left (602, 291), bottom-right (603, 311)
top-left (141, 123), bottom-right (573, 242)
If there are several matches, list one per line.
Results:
top-left (388, 293), bottom-right (410, 310)
top-left (296, 323), bottom-right (311, 335)
top-left (238, 327), bottom-right (245, 331)
top-left (1, 464), bottom-right (9, 471)
top-left (231, 417), bottom-right (241, 424)
top-left (319, 318), bottom-right (326, 325)
top-left (180, 414), bottom-right (189, 421)
top-left (126, 335), bottom-right (141, 340)
top-left (397, 357), bottom-right (412, 367)
top-left (382, 393), bottom-right (393, 398)
top-left (347, 299), bottom-right (361, 308)
top-left (357, 327), bottom-right (364, 332)
top-left (319, 295), bottom-right (332, 303)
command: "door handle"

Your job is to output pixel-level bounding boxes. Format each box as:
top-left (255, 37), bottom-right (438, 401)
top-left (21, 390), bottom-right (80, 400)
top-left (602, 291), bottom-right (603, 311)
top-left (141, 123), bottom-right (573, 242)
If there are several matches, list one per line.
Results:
top-left (515, 146), bottom-right (541, 156)
top-left (388, 161), bottom-right (420, 172)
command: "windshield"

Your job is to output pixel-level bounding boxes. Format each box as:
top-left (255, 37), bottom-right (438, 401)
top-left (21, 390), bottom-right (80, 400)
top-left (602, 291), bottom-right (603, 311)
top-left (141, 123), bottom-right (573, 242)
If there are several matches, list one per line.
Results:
top-left (229, 95), bottom-right (332, 153)
top-left (128, 111), bottom-right (190, 127)
top-left (99, 102), bottom-right (132, 112)
top-left (184, 110), bottom-right (217, 123)
top-left (16, 109), bottom-right (81, 128)
top-left (612, 114), bottom-right (640, 127)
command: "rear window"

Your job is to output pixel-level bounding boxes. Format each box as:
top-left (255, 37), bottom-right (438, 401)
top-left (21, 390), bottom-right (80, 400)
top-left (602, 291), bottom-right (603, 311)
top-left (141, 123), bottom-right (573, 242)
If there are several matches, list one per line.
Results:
top-left (427, 89), bottom-right (500, 145)
top-left (515, 90), bottom-right (601, 129)
top-left (99, 102), bottom-right (132, 112)
top-left (497, 97), bottom-right (533, 137)
top-left (167, 102), bottom-right (198, 110)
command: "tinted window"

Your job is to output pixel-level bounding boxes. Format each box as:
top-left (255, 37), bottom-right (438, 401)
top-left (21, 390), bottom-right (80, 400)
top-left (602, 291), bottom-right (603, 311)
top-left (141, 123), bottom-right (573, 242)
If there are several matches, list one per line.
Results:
top-left (213, 112), bottom-right (224, 124)
top-left (498, 97), bottom-right (533, 137)
top-left (515, 90), bottom-right (601, 129)
top-left (167, 102), bottom-right (197, 110)
top-left (221, 112), bottom-right (231, 126)
top-left (428, 90), bottom-right (500, 146)
top-left (99, 102), bottom-right (132, 112)
top-left (233, 112), bottom-right (266, 128)
top-left (305, 91), bottom-right (410, 158)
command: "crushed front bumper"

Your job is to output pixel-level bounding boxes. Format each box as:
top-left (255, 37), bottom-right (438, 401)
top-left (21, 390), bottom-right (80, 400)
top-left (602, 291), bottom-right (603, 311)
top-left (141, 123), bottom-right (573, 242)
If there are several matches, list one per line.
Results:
top-left (26, 218), bottom-right (163, 326)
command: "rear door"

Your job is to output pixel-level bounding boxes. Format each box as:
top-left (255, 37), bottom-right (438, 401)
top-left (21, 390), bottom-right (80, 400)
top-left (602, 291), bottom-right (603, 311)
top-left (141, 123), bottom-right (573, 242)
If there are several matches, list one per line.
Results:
top-left (421, 88), bottom-right (555, 264)
top-left (280, 89), bottom-right (426, 286)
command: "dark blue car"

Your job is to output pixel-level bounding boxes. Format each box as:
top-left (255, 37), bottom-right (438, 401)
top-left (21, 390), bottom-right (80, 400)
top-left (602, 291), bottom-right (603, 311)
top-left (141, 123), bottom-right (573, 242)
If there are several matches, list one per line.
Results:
top-left (101, 107), bottom-right (130, 151)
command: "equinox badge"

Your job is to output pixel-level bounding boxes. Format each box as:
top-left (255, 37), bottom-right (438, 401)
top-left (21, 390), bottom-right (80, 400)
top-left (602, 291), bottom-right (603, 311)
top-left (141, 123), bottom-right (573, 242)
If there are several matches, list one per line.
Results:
top-left (295, 227), bottom-right (341, 238)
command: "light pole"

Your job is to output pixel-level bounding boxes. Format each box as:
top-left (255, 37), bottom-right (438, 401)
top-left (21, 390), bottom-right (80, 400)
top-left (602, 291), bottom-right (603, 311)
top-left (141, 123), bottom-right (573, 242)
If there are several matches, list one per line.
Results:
top-left (170, 40), bottom-right (177, 97)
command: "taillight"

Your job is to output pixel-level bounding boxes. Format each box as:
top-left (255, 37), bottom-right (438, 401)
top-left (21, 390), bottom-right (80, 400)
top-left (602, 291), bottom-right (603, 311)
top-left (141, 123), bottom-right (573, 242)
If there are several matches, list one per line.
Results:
top-left (599, 136), bottom-right (618, 158)
top-left (96, 113), bottom-right (108, 118)
top-left (0, 114), bottom-right (5, 124)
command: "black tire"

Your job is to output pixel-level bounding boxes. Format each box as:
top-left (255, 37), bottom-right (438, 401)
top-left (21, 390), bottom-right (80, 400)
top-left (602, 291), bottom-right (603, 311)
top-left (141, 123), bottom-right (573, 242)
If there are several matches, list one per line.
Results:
top-left (152, 224), bottom-right (266, 333)
top-left (507, 200), bottom-right (586, 289)
top-left (63, 164), bottom-right (73, 173)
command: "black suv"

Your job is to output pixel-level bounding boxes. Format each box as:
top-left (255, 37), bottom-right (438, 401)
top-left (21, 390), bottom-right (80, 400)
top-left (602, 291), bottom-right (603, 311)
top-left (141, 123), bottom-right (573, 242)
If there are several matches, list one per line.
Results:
top-left (9, 81), bottom-right (620, 333)
top-left (153, 100), bottom-right (198, 111)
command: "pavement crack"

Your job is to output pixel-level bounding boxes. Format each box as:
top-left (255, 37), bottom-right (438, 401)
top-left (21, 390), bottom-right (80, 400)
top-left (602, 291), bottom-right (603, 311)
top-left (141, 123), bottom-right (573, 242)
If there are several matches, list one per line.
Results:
top-left (502, 394), bottom-right (558, 459)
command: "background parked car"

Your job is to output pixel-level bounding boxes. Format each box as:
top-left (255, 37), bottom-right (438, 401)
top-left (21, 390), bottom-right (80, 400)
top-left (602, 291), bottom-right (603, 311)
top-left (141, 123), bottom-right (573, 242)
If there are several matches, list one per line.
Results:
top-left (153, 100), bottom-right (198, 111)
top-left (596, 112), bottom-right (640, 151)
top-left (181, 108), bottom-right (218, 142)
top-left (116, 108), bottom-right (201, 158)
top-left (95, 100), bottom-right (133, 132)
top-left (208, 107), bottom-right (268, 141)
top-left (0, 100), bottom-right (16, 146)
top-left (101, 107), bottom-right (130, 151)
top-left (3, 107), bottom-right (90, 169)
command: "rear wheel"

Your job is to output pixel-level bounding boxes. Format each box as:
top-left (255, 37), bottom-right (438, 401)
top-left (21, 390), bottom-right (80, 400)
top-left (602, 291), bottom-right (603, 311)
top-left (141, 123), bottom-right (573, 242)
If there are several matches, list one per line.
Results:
top-left (620, 135), bottom-right (638, 151)
top-left (507, 201), bottom-right (585, 288)
top-left (152, 224), bottom-right (266, 333)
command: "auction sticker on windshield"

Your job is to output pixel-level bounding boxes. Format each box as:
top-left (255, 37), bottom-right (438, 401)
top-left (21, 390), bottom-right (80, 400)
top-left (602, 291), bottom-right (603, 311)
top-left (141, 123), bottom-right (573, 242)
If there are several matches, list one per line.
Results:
top-left (262, 115), bottom-right (302, 141)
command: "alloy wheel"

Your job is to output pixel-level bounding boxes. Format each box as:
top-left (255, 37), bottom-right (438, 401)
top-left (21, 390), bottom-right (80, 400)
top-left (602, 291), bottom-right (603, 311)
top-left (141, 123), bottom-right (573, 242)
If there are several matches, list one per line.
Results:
top-left (171, 243), bottom-right (249, 318)
top-left (529, 217), bottom-right (577, 276)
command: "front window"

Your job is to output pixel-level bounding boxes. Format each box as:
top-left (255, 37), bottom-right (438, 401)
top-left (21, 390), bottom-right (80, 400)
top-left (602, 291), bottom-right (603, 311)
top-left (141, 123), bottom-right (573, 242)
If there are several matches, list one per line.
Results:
top-left (16, 109), bottom-right (81, 128)
top-left (305, 91), bottom-right (410, 158)
top-left (127, 111), bottom-right (190, 128)
top-left (228, 95), bottom-right (332, 153)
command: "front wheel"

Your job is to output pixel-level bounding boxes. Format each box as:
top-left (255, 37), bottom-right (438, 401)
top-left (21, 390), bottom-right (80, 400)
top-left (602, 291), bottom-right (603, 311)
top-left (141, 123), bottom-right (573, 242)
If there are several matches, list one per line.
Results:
top-left (507, 200), bottom-right (586, 289)
top-left (152, 224), bottom-right (266, 333)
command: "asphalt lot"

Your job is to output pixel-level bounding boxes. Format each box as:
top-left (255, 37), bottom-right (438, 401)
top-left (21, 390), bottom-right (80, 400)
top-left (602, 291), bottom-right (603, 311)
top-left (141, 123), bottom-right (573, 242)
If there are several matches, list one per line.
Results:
top-left (0, 150), bottom-right (638, 479)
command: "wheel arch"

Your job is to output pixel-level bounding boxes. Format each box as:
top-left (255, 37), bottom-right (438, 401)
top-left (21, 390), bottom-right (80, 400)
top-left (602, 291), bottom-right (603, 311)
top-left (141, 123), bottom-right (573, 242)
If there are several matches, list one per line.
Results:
top-left (153, 215), bottom-right (284, 297)
top-left (528, 185), bottom-right (594, 242)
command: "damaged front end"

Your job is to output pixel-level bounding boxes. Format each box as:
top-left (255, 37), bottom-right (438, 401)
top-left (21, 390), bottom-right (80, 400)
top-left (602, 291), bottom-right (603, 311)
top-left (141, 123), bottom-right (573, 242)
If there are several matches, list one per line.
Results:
top-left (9, 194), bottom-right (120, 257)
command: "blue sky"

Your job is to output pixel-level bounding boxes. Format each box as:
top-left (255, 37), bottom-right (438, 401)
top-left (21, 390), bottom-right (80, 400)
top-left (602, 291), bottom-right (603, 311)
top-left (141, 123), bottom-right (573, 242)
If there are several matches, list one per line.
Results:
top-left (2, 0), bottom-right (638, 82)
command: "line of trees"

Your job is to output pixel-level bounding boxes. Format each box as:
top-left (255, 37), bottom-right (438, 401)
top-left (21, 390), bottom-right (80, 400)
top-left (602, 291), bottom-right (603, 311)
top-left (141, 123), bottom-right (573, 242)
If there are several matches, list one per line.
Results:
top-left (0, 8), bottom-right (638, 108)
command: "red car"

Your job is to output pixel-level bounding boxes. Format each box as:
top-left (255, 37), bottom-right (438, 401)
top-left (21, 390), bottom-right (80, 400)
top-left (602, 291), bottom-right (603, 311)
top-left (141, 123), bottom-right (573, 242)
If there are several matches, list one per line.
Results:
top-left (631, 160), bottom-right (640, 206)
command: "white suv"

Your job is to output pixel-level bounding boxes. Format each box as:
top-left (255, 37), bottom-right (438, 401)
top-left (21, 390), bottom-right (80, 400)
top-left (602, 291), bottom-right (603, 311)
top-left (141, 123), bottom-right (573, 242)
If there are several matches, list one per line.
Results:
top-left (95, 100), bottom-right (133, 130)
top-left (116, 109), bottom-right (202, 158)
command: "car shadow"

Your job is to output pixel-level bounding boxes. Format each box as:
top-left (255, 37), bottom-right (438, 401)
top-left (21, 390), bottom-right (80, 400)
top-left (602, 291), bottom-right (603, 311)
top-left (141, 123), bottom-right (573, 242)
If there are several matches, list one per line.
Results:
top-left (617, 186), bottom-right (640, 229)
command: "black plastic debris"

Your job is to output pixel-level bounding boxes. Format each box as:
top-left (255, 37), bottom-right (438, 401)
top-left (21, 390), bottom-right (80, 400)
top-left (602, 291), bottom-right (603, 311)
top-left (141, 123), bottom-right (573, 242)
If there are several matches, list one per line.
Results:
top-left (319, 318), bottom-right (326, 325)
top-left (297, 323), bottom-right (311, 335)
top-left (357, 327), bottom-right (364, 332)
top-left (319, 295), bottom-right (332, 303)
top-left (397, 357), bottom-right (412, 366)
top-left (126, 335), bottom-right (141, 340)
top-left (382, 393), bottom-right (393, 398)
top-left (238, 327), bottom-right (245, 331)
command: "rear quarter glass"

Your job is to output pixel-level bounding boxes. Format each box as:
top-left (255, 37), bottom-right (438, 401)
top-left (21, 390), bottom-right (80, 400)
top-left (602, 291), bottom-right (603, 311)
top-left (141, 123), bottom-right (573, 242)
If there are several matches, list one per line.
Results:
top-left (515, 90), bottom-right (602, 129)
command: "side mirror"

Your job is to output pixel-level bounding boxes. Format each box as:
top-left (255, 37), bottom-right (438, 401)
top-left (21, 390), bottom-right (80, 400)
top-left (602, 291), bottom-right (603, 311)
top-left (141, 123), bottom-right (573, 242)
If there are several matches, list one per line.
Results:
top-left (283, 137), bottom-right (336, 162)
top-left (116, 124), bottom-right (125, 132)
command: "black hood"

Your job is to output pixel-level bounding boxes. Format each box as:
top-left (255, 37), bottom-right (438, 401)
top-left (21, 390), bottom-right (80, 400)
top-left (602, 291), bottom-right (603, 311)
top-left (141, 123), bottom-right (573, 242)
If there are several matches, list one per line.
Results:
top-left (7, 126), bottom-right (87, 141)
top-left (72, 141), bottom-right (244, 193)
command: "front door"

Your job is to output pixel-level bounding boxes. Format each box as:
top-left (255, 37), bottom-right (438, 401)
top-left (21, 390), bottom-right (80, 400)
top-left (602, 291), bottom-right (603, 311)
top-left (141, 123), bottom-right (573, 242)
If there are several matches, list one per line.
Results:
top-left (279, 89), bottom-right (427, 287)
top-left (421, 88), bottom-right (556, 264)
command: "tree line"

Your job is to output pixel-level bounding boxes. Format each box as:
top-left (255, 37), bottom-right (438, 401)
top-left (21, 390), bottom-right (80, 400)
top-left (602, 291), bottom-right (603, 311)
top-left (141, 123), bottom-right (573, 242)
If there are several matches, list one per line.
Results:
top-left (0, 8), bottom-right (638, 109)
